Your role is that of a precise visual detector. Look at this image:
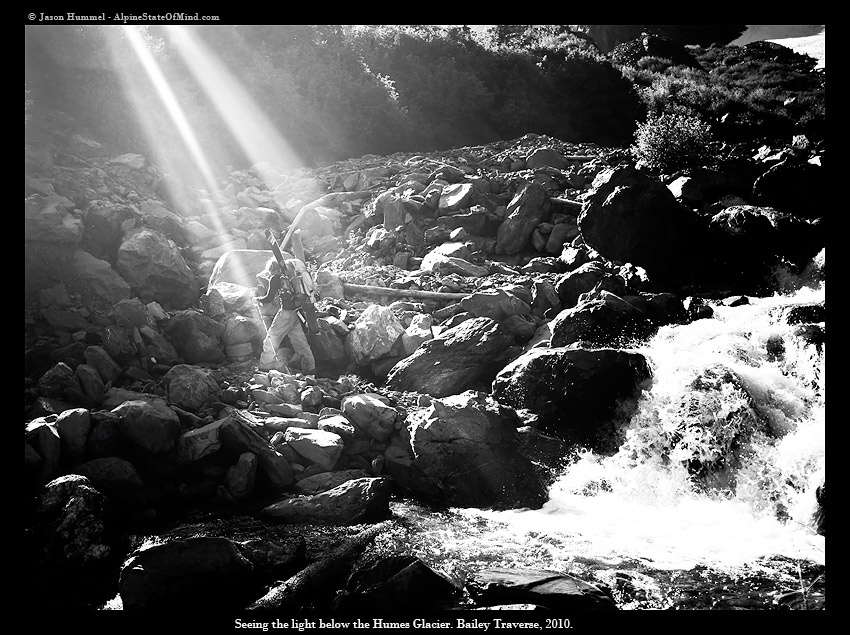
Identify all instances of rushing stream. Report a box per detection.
[386,275,826,610]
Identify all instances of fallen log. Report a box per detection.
[551,196,583,209]
[342,283,468,302]
[245,520,391,611]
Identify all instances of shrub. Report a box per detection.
[630,110,713,173]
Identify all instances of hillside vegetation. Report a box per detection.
[25,24,825,169]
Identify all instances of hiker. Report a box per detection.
[255,255,316,376]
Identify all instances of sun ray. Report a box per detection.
[103,25,308,318]
[162,26,304,188]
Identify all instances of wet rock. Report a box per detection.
[550,291,655,348]
[335,554,461,612]
[262,476,393,524]
[492,347,652,452]
[386,390,547,509]
[118,535,300,610]
[467,567,617,611]
[292,469,371,495]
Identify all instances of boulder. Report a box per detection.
[211,284,261,317]
[292,469,371,495]
[75,364,106,406]
[549,291,656,348]
[386,317,516,398]
[752,158,825,219]
[496,182,552,255]
[526,147,569,170]
[208,249,281,288]
[344,305,405,367]
[118,536,304,610]
[340,393,398,443]
[438,182,475,214]
[54,407,90,462]
[385,391,547,509]
[139,326,180,366]
[467,567,617,611]
[176,418,224,465]
[335,554,461,612]
[24,193,83,243]
[25,418,62,487]
[401,313,434,355]
[29,475,119,606]
[163,364,221,413]
[220,415,295,489]
[115,227,199,310]
[163,310,225,364]
[492,347,652,452]
[307,318,349,372]
[555,261,610,309]
[225,452,258,500]
[72,456,146,513]
[112,399,183,454]
[283,427,344,471]
[460,288,532,321]
[261,477,393,525]
[37,362,83,401]
[109,298,154,329]
[578,165,708,289]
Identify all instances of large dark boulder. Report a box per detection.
[386,317,517,398]
[26,475,123,608]
[578,165,709,290]
[384,391,548,509]
[752,158,825,219]
[118,535,305,610]
[549,291,656,348]
[704,205,825,293]
[492,347,652,452]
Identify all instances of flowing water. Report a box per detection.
[387,273,826,609]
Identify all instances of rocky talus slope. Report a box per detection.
[24,106,825,612]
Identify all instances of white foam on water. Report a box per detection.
[444,281,825,573]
